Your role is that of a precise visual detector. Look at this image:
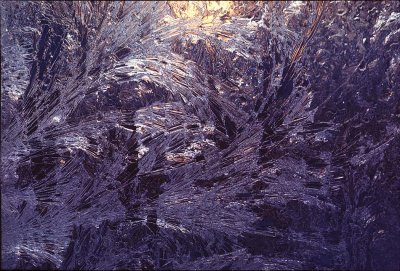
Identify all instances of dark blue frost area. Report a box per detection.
[1,1,400,270]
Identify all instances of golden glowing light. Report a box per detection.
[169,1,234,26]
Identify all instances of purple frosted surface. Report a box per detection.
[1,1,399,270]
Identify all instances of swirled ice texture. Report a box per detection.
[1,1,400,270]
